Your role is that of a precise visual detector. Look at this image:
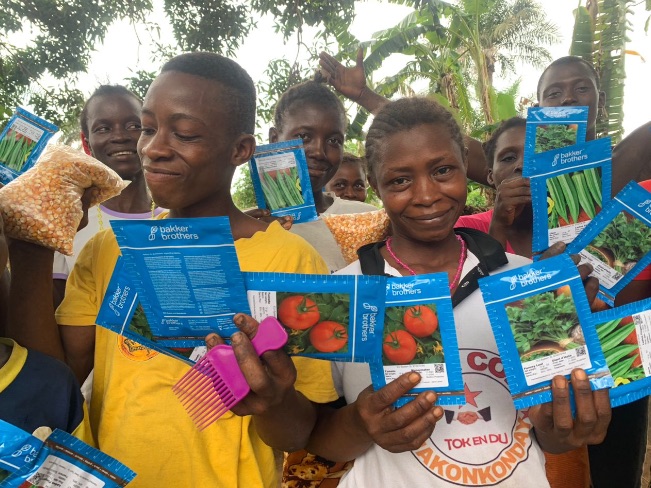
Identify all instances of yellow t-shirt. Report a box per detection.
[56,221,338,488]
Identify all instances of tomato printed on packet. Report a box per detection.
[369,273,465,407]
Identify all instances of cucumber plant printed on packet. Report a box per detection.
[524,137,612,258]
[566,181,651,306]
[250,139,318,224]
[110,217,251,348]
[479,254,612,409]
[0,420,136,487]
[0,108,58,185]
[244,272,385,361]
[369,274,465,407]
[592,298,651,407]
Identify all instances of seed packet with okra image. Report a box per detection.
[524,138,612,258]
[524,106,588,161]
[0,107,58,185]
[368,273,465,407]
[243,272,385,362]
[566,181,651,306]
[249,139,318,224]
[110,217,251,348]
[479,254,613,409]
[592,298,651,407]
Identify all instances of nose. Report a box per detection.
[110,125,132,142]
[342,185,356,199]
[561,90,577,106]
[412,176,437,206]
[138,131,172,161]
[305,137,326,161]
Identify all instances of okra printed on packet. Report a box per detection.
[524,138,612,257]
[0,420,136,488]
[243,272,385,362]
[110,217,251,348]
[0,107,58,185]
[523,106,588,161]
[369,273,465,407]
[479,254,613,409]
[592,298,651,407]
[249,139,318,224]
[566,181,651,306]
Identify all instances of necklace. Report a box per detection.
[385,235,467,291]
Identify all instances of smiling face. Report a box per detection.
[325,162,367,202]
[372,123,467,244]
[271,103,345,193]
[85,93,143,179]
[138,70,253,217]
[487,126,526,188]
[538,61,605,138]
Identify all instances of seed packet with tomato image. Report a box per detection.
[479,254,613,409]
[566,181,651,306]
[243,272,385,361]
[368,273,465,407]
[524,137,613,258]
[249,139,318,224]
[592,298,651,407]
[110,217,251,348]
[0,421,136,488]
[523,106,588,161]
[0,107,58,185]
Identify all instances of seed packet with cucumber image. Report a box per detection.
[244,272,385,361]
[524,137,612,257]
[0,420,136,487]
[110,217,250,348]
[368,273,465,407]
[480,253,613,409]
[566,181,651,306]
[249,139,318,224]
[524,106,588,161]
[592,298,651,407]
[0,108,58,185]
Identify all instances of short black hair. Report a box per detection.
[341,152,367,177]
[80,85,141,137]
[273,81,346,132]
[161,52,256,135]
[365,97,465,180]
[482,117,526,169]
[537,56,600,99]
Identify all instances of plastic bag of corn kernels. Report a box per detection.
[0,144,129,255]
[321,209,390,264]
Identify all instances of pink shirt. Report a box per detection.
[455,209,516,254]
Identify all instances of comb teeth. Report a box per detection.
[173,345,251,430]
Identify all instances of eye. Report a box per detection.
[575,85,589,94]
[390,177,410,186]
[435,166,453,177]
[327,136,343,147]
[141,127,155,136]
[332,182,345,190]
[93,126,110,134]
[353,183,366,190]
[499,152,517,164]
[545,90,561,99]
[127,122,142,131]
[175,133,199,142]
[295,133,310,142]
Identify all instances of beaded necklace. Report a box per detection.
[385,235,467,291]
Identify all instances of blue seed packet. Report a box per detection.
[592,298,651,407]
[0,107,58,185]
[0,420,136,487]
[524,138,612,258]
[110,217,250,348]
[250,139,318,224]
[524,106,588,161]
[566,181,651,306]
[243,272,385,362]
[369,274,465,407]
[480,254,613,409]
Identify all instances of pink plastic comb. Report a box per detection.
[173,316,288,430]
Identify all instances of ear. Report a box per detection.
[487,168,496,188]
[231,134,256,168]
[268,127,279,143]
[80,133,92,156]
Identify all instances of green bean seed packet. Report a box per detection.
[566,181,651,306]
[524,137,612,258]
[0,108,58,185]
[592,297,651,407]
[249,139,318,224]
[479,253,613,409]
[524,106,588,161]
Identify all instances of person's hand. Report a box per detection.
[244,208,293,230]
[539,242,600,305]
[529,368,611,454]
[204,314,297,417]
[318,48,367,101]
[492,176,531,227]
[352,372,444,453]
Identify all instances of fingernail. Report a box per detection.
[231,332,243,344]
[206,334,218,348]
[234,314,245,326]
[408,372,421,384]
[433,406,444,417]
[574,369,587,380]
[554,377,566,389]
[554,241,566,251]
[425,392,436,404]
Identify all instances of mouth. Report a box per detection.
[108,150,138,157]
[144,166,182,182]
[407,209,452,223]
